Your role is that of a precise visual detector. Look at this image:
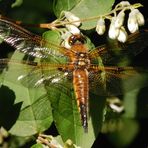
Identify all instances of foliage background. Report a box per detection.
[0,0,148,147]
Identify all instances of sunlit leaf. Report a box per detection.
[0,52,53,136]
[53,0,115,30]
[31,143,43,148]
[11,0,23,8]
[46,85,106,147]
[53,0,81,17]
[71,0,115,30]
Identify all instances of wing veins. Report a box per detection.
[0,18,69,58]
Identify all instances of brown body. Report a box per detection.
[73,69,89,132]
[68,43,90,132]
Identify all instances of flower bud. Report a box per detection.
[135,9,145,26]
[61,36,71,49]
[61,30,72,40]
[128,10,139,33]
[62,38,71,49]
[65,24,80,34]
[96,18,105,35]
[115,11,125,28]
[108,17,119,39]
[60,31,72,48]
[117,27,128,42]
[119,1,130,7]
[64,11,81,26]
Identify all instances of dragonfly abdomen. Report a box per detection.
[73,69,89,132]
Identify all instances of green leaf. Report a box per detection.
[7,0,52,35]
[42,30,62,47]
[53,0,81,17]
[123,87,148,119]
[107,119,139,147]
[46,86,106,147]
[53,0,115,30]
[11,0,23,8]
[71,0,115,30]
[31,143,43,148]
[123,89,139,118]
[0,52,53,136]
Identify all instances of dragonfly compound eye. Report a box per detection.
[68,34,86,45]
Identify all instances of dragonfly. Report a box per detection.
[0,16,148,132]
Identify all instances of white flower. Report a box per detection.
[96,18,105,35]
[61,30,72,40]
[119,1,130,7]
[108,17,120,39]
[65,24,80,34]
[62,38,71,49]
[64,11,81,26]
[61,34,72,49]
[128,10,139,33]
[60,30,72,49]
[134,9,145,26]
[115,11,125,28]
[108,26,119,39]
[117,27,128,42]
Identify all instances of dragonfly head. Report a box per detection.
[68,34,86,46]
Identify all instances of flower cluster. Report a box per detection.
[56,1,145,46]
[96,1,145,42]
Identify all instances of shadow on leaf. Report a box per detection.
[136,86,148,118]
[0,85,22,130]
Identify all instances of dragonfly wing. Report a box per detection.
[89,30,148,65]
[20,65,71,89]
[89,66,148,96]
[0,18,68,58]
[14,62,73,100]
[0,59,71,89]
[117,30,148,56]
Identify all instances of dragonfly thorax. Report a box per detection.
[73,52,90,69]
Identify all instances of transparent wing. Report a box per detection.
[89,65,148,96]
[0,59,72,90]
[20,65,72,89]
[0,18,68,58]
[89,30,148,64]
[118,30,148,56]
